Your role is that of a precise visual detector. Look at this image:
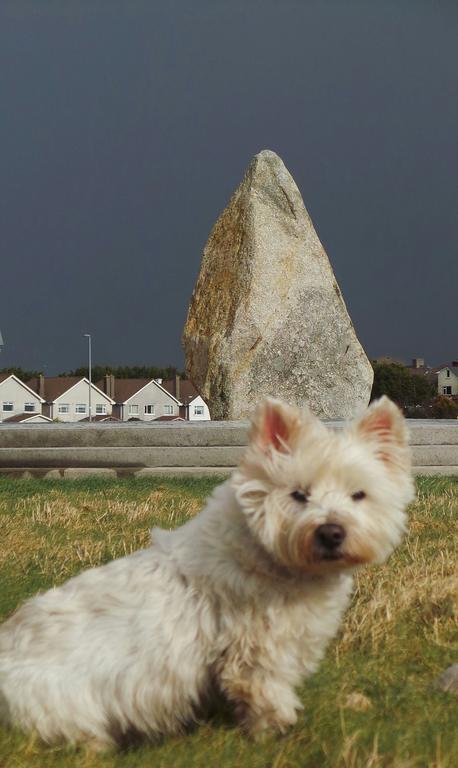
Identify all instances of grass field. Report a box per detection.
[0,475,456,768]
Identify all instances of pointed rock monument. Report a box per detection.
[183,150,373,420]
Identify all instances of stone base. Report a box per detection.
[0,420,456,476]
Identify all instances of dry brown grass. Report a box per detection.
[0,485,202,586]
[0,475,456,768]
[338,484,457,656]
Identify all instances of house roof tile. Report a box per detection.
[96,378,182,404]
[2,413,51,423]
[161,379,198,403]
[433,363,458,374]
[95,378,154,402]
[26,376,84,401]
[26,377,115,404]
[154,415,186,421]
[79,414,122,422]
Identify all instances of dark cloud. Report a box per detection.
[1,0,456,373]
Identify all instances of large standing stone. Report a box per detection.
[183,150,373,420]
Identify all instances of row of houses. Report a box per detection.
[1,358,456,424]
[0,373,210,423]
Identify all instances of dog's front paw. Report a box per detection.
[236,702,298,739]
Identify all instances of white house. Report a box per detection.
[187,394,211,421]
[0,374,45,422]
[436,362,458,397]
[1,373,211,424]
[27,376,115,422]
[162,379,211,421]
[97,376,181,422]
[409,358,458,399]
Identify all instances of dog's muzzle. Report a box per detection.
[314,524,346,560]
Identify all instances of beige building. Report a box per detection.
[0,374,45,422]
[410,358,458,399]
[99,376,181,421]
[437,363,458,396]
[162,379,211,421]
[1,372,210,424]
[27,376,115,422]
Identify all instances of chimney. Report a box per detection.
[104,374,115,399]
[412,358,425,369]
[175,374,181,401]
[38,374,45,399]
[452,360,458,367]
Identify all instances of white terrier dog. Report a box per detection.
[0,397,414,748]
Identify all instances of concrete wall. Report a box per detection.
[0,420,456,476]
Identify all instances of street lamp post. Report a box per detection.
[84,334,92,422]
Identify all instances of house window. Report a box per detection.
[446,369,450,378]
[58,404,69,414]
[24,403,36,412]
[2,402,13,412]
[96,404,107,415]
[144,405,155,415]
[164,405,174,415]
[443,386,452,395]
[128,404,139,415]
[194,405,204,416]
[75,404,87,414]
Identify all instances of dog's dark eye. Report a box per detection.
[291,490,309,503]
[351,490,366,501]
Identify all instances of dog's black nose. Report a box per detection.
[315,524,346,550]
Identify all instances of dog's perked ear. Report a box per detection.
[354,396,410,469]
[250,398,302,453]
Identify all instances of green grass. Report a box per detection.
[0,475,456,768]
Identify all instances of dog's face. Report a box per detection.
[232,397,415,574]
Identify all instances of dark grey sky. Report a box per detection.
[1,0,456,374]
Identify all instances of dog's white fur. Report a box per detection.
[0,397,414,747]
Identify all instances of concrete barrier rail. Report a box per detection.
[0,420,457,477]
